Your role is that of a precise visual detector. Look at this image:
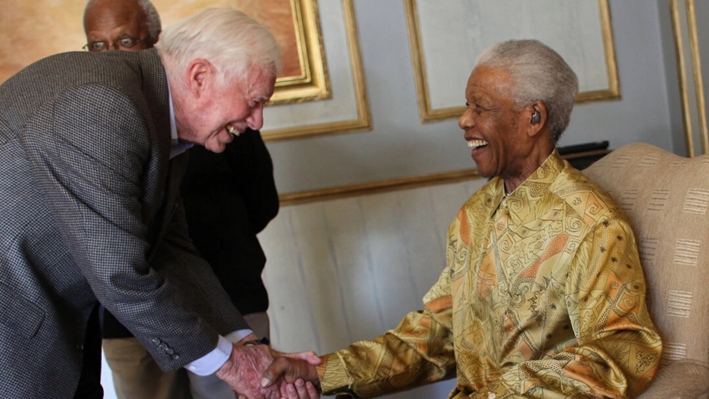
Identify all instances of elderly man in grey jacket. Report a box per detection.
[0,8,315,399]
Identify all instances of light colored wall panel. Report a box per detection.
[408,0,616,121]
[262,178,485,398]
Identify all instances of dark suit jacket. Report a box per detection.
[182,130,279,315]
[0,49,248,398]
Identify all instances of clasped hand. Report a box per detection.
[215,339,321,399]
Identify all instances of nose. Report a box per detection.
[458,109,474,130]
[246,104,264,130]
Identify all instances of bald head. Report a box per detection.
[83,0,161,52]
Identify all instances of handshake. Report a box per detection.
[215,336,322,399]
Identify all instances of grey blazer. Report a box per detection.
[0,49,248,398]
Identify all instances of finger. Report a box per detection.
[286,382,298,399]
[305,381,320,399]
[294,379,309,399]
[282,351,322,366]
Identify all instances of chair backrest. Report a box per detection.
[583,142,709,367]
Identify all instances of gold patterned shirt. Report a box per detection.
[317,151,662,398]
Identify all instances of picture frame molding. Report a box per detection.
[403,0,621,123]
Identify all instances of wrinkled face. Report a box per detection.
[177,66,276,153]
[458,66,530,180]
[83,0,154,52]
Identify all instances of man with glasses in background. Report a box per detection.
[83,0,160,52]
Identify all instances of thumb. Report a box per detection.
[261,357,317,387]
[260,357,287,388]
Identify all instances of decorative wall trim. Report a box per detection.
[268,0,331,106]
[279,150,610,206]
[577,0,621,104]
[279,169,482,206]
[670,0,709,157]
[404,0,621,123]
[262,0,372,141]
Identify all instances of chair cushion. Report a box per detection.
[583,143,709,367]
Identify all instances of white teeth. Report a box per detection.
[467,139,488,149]
[226,125,240,137]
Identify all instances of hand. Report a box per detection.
[215,343,281,399]
[260,354,320,395]
[265,350,322,399]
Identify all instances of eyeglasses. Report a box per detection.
[83,37,146,52]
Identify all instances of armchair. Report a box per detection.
[583,142,709,398]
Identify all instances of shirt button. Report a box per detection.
[188,365,196,371]
[76,343,84,351]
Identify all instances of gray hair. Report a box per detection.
[155,8,280,85]
[84,0,162,42]
[475,39,578,143]
[137,0,161,41]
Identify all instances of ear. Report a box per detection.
[185,59,215,98]
[525,100,548,138]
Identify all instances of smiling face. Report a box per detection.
[174,64,276,153]
[458,66,539,187]
[83,0,155,52]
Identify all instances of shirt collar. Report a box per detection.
[167,80,193,159]
[491,149,565,210]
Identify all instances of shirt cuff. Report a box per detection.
[225,329,253,344]
[184,329,253,376]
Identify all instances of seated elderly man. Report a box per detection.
[262,39,663,398]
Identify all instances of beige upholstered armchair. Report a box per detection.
[583,142,709,398]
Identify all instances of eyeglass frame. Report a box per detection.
[82,36,148,52]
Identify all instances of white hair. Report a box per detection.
[475,39,578,143]
[155,8,280,85]
[83,0,162,42]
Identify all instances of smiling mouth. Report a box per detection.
[226,125,240,137]
[467,139,489,149]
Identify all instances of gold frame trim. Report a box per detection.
[404,0,621,123]
[269,0,331,105]
[670,0,709,156]
[279,150,609,206]
[280,169,482,206]
[263,0,372,141]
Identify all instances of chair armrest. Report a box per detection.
[636,359,709,398]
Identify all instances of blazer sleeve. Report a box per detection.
[26,83,241,369]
